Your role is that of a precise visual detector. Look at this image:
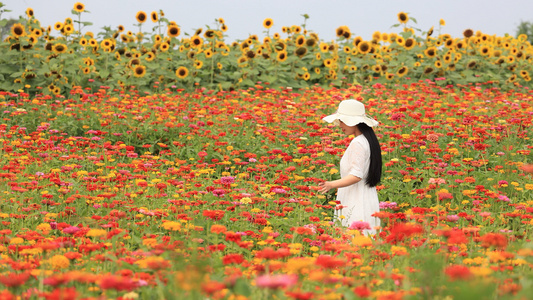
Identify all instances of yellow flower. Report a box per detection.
[73,2,85,13]
[162,221,181,231]
[86,229,106,237]
[143,238,158,247]
[49,255,70,269]
[10,237,24,245]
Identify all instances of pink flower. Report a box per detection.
[255,274,298,289]
[349,221,371,231]
[446,215,459,222]
[62,226,80,235]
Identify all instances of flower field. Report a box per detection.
[0,2,533,300]
[0,80,532,299]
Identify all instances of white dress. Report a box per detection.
[335,135,381,235]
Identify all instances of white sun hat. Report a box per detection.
[322,99,379,127]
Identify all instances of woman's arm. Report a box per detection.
[317,175,361,194]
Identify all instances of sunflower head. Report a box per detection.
[463,29,474,38]
[151,11,158,22]
[11,23,26,38]
[167,25,180,38]
[176,66,189,79]
[397,12,409,24]
[133,65,146,78]
[73,2,85,13]
[26,8,34,18]
[136,11,147,23]
[263,18,274,29]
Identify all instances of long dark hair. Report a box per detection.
[356,123,382,187]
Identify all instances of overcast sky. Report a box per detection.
[3,0,533,42]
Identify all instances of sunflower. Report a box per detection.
[145,51,156,61]
[160,43,170,52]
[151,11,158,22]
[358,41,371,54]
[277,51,288,62]
[397,12,409,24]
[495,57,505,65]
[194,60,203,69]
[352,36,363,47]
[217,62,223,69]
[136,11,147,23]
[133,65,146,77]
[11,23,25,37]
[480,46,491,56]
[324,58,334,68]
[263,18,273,29]
[187,50,196,59]
[386,73,395,80]
[463,29,473,38]
[295,47,307,57]
[167,25,180,38]
[424,47,437,58]
[53,43,67,54]
[190,36,203,48]
[424,67,434,74]
[83,67,91,74]
[508,74,517,82]
[296,35,305,46]
[305,38,316,47]
[520,70,529,78]
[466,60,476,69]
[435,60,442,68]
[120,34,130,43]
[343,46,350,54]
[397,66,408,77]
[204,30,215,39]
[404,38,416,50]
[274,41,286,52]
[63,24,74,35]
[440,19,446,26]
[372,31,381,42]
[204,49,213,58]
[291,25,302,34]
[427,26,434,37]
[73,2,85,13]
[26,8,34,18]
[221,24,228,32]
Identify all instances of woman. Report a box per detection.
[318,99,382,235]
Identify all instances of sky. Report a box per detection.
[3,0,533,42]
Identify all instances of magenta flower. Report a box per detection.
[255,274,298,289]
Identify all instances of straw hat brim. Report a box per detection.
[322,112,379,127]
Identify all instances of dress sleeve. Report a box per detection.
[347,139,367,179]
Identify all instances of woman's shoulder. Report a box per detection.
[349,135,370,149]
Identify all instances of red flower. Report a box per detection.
[444,265,472,281]
[385,223,423,244]
[354,285,371,298]
[480,233,508,249]
[222,254,245,265]
[0,272,30,287]
[43,287,78,300]
[99,274,136,291]
[315,255,345,269]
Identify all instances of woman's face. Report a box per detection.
[339,120,357,136]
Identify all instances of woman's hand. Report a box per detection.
[318,181,334,194]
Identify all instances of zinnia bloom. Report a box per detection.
[255,274,298,289]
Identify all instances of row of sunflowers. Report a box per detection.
[1,2,533,96]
